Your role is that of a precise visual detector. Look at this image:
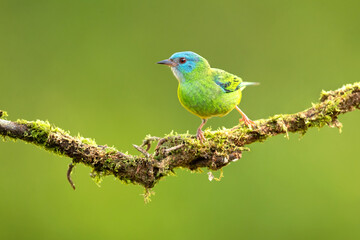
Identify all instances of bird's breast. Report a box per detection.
[177,81,241,118]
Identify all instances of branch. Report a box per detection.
[1,83,359,190]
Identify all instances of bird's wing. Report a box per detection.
[213,69,243,93]
[213,68,259,93]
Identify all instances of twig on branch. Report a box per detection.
[133,144,151,158]
[67,163,76,190]
[164,144,185,154]
[0,83,359,190]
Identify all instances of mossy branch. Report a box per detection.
[0,83,359,190]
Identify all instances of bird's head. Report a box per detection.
[157,51,210,82]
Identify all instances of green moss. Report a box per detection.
[326,99,341,113]
[16,119,51,144]
[320,82,359,101]
[15,119,71,143]
[52,126,70,135]
[78,135,97,146]
[90,170,105,187]
[320,90,330,101]
[0,110,8,119]
[143,188,155,204]
[104,146,119,154]
[164,130,177,138]
[10,119,72,158]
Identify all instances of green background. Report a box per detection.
[1,1,359,239]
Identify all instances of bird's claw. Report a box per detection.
[239,117,256,129]
[196,129,206,143]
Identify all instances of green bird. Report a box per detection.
[157,51,258,142]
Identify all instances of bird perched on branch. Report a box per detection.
[157,51,258,142]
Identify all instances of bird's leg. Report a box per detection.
[235,106,255,128]
[196,119,208,143]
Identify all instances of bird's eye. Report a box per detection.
[179,57,187,64]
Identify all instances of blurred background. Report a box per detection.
[0,0,359,239]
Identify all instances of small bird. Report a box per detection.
[157,51,258,142]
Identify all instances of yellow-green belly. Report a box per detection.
[177,82,241,119]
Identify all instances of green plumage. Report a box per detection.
[177,68,244,118]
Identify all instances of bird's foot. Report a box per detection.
[239,117,256,129]
[196,129,206,143]
[235,106,256,130]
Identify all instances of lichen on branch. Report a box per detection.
[0,82,359,191]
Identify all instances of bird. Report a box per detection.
[157,51,258,142]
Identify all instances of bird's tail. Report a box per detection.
[240,81,260,91]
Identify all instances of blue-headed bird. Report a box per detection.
[157,51,258,142]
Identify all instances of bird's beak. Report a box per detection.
[157,59,177,67]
